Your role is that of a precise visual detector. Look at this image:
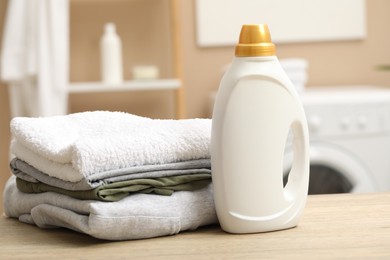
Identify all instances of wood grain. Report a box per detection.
[1,192,390,259]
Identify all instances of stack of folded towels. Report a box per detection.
[3,111,218,240]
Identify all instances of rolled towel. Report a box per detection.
[10,111,211,182]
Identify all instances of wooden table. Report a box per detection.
[1,192,390,259]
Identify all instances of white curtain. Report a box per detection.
[1,0,69,117]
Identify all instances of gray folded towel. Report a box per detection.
[11,157,211,191]
[3,176,218,240]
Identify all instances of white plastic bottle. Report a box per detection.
[211,24,310,233]
[100,23,123,84]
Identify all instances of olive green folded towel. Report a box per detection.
[16,173,211,202]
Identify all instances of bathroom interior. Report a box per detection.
[1,0,390,242]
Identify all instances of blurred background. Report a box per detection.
[1,0,390,213]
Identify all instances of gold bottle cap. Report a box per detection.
[235,24,276,57]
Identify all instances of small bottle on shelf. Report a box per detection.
[100,23,123,85]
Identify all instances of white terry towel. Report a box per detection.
[1,0,69,117]
[4,176,217,240]
[11,111,211,182]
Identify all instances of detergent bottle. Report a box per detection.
[211,24,310,233]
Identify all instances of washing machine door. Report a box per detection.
[284,142,377,194]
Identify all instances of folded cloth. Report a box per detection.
[4,176,218,240]
[11,111,211,182]
[11,157,211,190]
[16,173,212,201]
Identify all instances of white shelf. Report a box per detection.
[68,79,181,93]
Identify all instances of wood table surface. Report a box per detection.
[1,192,390,259]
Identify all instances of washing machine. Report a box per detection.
[284,86,390,194]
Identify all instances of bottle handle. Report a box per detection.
[283,119,310,201]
